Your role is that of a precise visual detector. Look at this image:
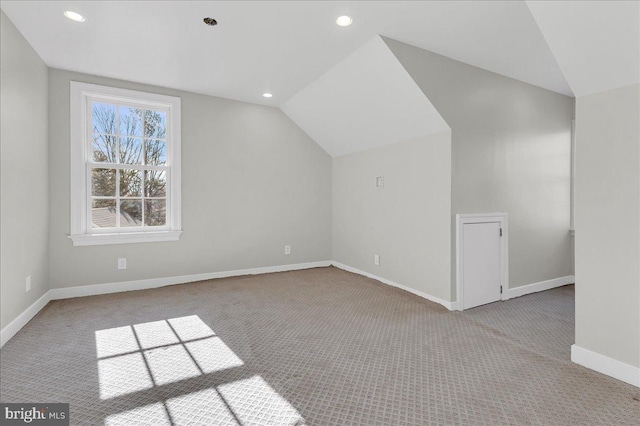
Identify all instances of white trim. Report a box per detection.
[331,261,457,311]
[1,261,331,348]
[571,344,640,387]
[0,290,52,348]
[1,261,456,348]
[69,230,182,246]
[69,81,182,246]
[456,213,509,311]
[504,275,575,300]
[48,261,331,299]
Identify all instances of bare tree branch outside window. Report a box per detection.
[90,103,167,228]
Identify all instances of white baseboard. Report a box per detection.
[48,261,332,300]
[4,260,452,349]
[0,265,576,348]
[571,344,639,387]
[331,261,457,311]
[1,261,331,348]
[0,290,52,348]
[504,275,574,300]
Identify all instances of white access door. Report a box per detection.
[462,222,502,309]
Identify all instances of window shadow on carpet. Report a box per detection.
[95,315,305,426]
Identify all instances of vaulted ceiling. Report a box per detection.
[281,36,449,157]
[2,1,637,156]
[526,0,639,97]
[0,0,578,106]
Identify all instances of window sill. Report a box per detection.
[69,230,182,246]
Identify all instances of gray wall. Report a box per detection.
[574,83,640,367]
[0,10,49,329]
[48,69,332,289]
[384,38,574,298]
[332,132,452,301]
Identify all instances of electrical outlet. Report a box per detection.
[118,258,127,270]
[376,176,384,188]
[374,254,380,266]
[284,245,291,255]
[26,275,31,292]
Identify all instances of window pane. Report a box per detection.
[119,107,143,137]
[92,199,116,228]
[145,200,166,227]
[144,110,166,139]
[120,200,143,227]
[145,139,167,165]
[120,169,142,197]
[145,170,166,197]
[119,137,143,165]
[92,134,118,163]
[92,103,117,135]
[92,168,116,196]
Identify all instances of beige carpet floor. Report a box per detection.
[0,266,638,425]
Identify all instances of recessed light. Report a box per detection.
[336,16,353,27]
[64,11,85,23]
[262,93,273,98]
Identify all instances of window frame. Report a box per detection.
[69,82,182,246]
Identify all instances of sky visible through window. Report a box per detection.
[90,102,168,229]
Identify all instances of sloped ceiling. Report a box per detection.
[281,36,450,157]
[1,1,573,106]
[2,1,637,158]
[526,1,640,97]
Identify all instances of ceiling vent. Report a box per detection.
[203,17,218,26]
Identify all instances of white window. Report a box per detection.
[69,82,182,246]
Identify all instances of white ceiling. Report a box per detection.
[282,36,449,157]
[3,1,637,157]
[1,0,575,107]
[526,1,640,97]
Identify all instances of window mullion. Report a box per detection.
[165,171,171,227]
[116,104,121,166]
[86,100,93,233]
[141,168,146,227]
[86,163,92,232]
[142,109,146,227]
[87,162,167,172]
[116,168,120,229]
